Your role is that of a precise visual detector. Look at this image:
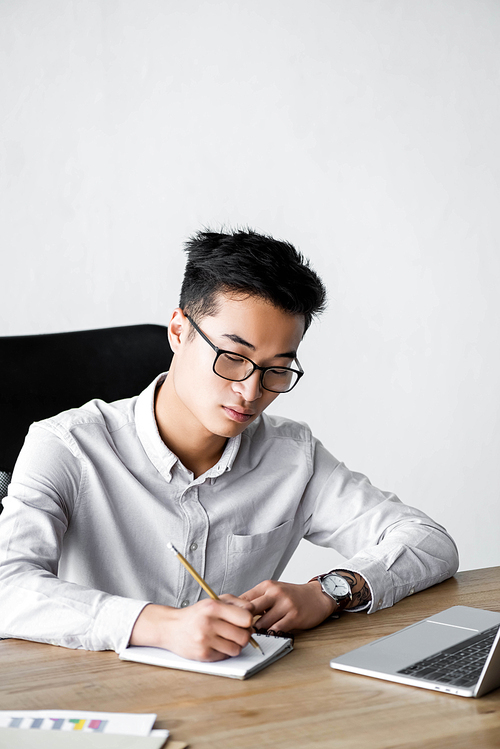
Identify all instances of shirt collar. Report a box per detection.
[135,373,241,482]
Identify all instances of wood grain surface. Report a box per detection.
[1,567,500,748]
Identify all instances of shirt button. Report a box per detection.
[189,542,198,552]
[409,588,415,596]
[378,599,383,607]
[180,599,190,608]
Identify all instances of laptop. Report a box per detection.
[330,606,500,697]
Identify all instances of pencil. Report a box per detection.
[167,542,263,654]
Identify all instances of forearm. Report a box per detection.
[342,521,459,613]
[338,570,372,609]
[241,528,455,633]
[305,444,459,613]
[0,566,148,652]
[0,496,148,652]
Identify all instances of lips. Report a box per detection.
[223,406,255,423]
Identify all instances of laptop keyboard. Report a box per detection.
[397,624,500,688]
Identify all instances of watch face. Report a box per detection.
[322,574,351,599]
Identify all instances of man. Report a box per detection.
[0,229,458,661]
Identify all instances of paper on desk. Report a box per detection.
[0,711,157,736]
[0,727,168,748]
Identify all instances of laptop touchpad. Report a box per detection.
[364,621,475,670]
[334,621,476,672]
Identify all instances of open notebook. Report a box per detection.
[119,631,293,680]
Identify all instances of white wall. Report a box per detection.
[2,0,499,576]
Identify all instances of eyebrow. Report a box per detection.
[221,333,297,360]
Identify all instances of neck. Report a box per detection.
[154,374,227,478]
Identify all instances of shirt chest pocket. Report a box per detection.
[220,519,294,596]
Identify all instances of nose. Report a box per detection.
[232,370,262,402]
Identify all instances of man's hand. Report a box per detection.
[130,594,255,662]
[239,580,337,632]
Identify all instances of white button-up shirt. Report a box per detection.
[0,374,458,653]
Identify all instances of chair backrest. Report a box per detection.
[0,324,173,508]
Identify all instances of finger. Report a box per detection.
[251,599,292,630]
[255,610,294,633]
[256,612,283,629]
[209,636,244,659]
[208,599,254,628]
[244,592,278,615]
[219,593,255,613]
[194,643,241,662]
[239,582,267,600]
[180,622,248,662]
[215,620,251,651]
[205,650,232,662]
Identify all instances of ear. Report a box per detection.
[168,308,189,353]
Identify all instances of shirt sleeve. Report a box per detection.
[0,424,149,652]
[303,440,459,614]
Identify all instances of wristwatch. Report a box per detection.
[314,571,353,611]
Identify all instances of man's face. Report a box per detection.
[168,293,305,441]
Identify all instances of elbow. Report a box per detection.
[429,528,459,582]
[446,537,460,578]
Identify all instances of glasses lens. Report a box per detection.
[215,352,300,393]
[262,368,298,393]
[215,352,254,381]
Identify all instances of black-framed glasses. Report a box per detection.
[184,313,304,393]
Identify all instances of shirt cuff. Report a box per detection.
[92,596,151,653]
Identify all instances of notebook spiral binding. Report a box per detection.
[254,628,294,644]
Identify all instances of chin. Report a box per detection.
[217,424,247,439]
[212,418,254,440]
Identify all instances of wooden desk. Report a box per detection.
[1,567,500,748]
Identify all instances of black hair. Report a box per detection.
[179,228,327,333]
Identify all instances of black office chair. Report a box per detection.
[0,324,173,512]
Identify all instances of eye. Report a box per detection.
[224,353,246,364]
